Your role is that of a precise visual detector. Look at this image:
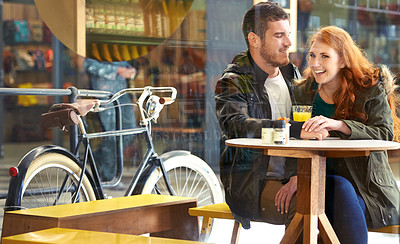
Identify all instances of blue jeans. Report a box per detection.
[94,94,136,181]
[325,175,368,244]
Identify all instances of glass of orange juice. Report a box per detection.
[292,105,312,122]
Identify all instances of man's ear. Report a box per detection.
[248,32,259,49]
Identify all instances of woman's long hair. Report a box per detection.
[303,26,400,141]
[303,26,379,121]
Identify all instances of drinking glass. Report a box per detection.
[292,105,312,122]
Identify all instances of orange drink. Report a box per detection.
[292,105,312,122]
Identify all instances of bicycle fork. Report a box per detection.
[156,157,175,196]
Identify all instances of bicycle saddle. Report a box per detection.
[41,100,97,130]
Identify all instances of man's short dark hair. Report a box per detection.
[242,2,289,47]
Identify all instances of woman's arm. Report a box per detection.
[302,87,394,140]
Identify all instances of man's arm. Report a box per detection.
[215,77,273,139]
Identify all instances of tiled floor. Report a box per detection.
[0,142,399,244]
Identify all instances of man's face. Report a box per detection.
[259,20,291,67]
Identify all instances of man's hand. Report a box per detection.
[302,115,351,135]
[300,127,329,140]
[118,67,137,79]
[275,176,297,214]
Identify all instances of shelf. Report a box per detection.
[4,0,34,4]
[86,32,206,48]
[86,33,166,46]
[14,69,50,73]
[334,3,400,15]
[5,42,51,47]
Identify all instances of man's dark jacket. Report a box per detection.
[214,50,302,228]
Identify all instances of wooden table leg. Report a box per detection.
[280,213,303,243]
[318,214,340,244]
[281,154,340,244]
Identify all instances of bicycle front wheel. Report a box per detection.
[141,154,223,206]
[19,152,96,209]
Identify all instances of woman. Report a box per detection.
[295,26,400,244]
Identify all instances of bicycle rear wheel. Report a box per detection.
[141,153,223,206]
[17,152,96,209]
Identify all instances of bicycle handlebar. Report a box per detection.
[92,86,177,126]
[97,86,177,106]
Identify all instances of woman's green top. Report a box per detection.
[313,93,353,181]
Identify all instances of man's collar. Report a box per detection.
[249,53,269,84]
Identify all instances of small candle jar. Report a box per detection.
[273,120,286,145]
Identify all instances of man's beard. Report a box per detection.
[260,42,289,67]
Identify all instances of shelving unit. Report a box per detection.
[1,1,52,142]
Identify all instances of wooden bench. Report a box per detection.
[189,202,400,244]
[2,194,199,241]
[2,227,213,244]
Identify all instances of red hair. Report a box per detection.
[303,26,379,121]
[303,26,400,141]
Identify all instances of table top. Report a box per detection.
[226,138,400,151]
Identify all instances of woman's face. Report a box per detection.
[308,40,344,87]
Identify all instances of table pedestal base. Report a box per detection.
[281,213,339,244]
[271,154,340,244]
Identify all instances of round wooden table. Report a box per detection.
[226,138,400,244]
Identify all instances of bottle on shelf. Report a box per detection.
[161,0,170,37]
[105,2,116,33]
[168,0,178,34]
[93,1,106,33]
[86,0,95,33]
[125,1,135,34]
[132,0,145,36]
[141,0,153,37]
[115,4,126,33]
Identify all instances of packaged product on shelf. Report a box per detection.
[28,19,43,42]
[105,3,116,33]
[115,5,126,33]
[100,44,113,62]
[93,2,106,33]
[111,44,123,61]
[86,1,95,32]
[119,45,132,60]
[13,20,31,43]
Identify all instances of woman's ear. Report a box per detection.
[340,57,345,68]
[248,32,259,49]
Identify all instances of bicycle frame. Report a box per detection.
[72,86,178,200]
[4,86,223,212]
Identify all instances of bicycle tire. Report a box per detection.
[141,154,223,206]
[18,152,96,209]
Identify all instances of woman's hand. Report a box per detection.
[300,127,329,140]
[275,176,297,214]
[302,115,351,135]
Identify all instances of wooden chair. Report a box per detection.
[189,202,242,244]
[189,202,400,244]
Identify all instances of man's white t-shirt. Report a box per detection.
[263,71,292,179]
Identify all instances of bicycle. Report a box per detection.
[4,86,223,212]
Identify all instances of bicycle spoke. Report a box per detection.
[19,154,94,210]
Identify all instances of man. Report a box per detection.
[84,58,138,182]
[214,2,327,229]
